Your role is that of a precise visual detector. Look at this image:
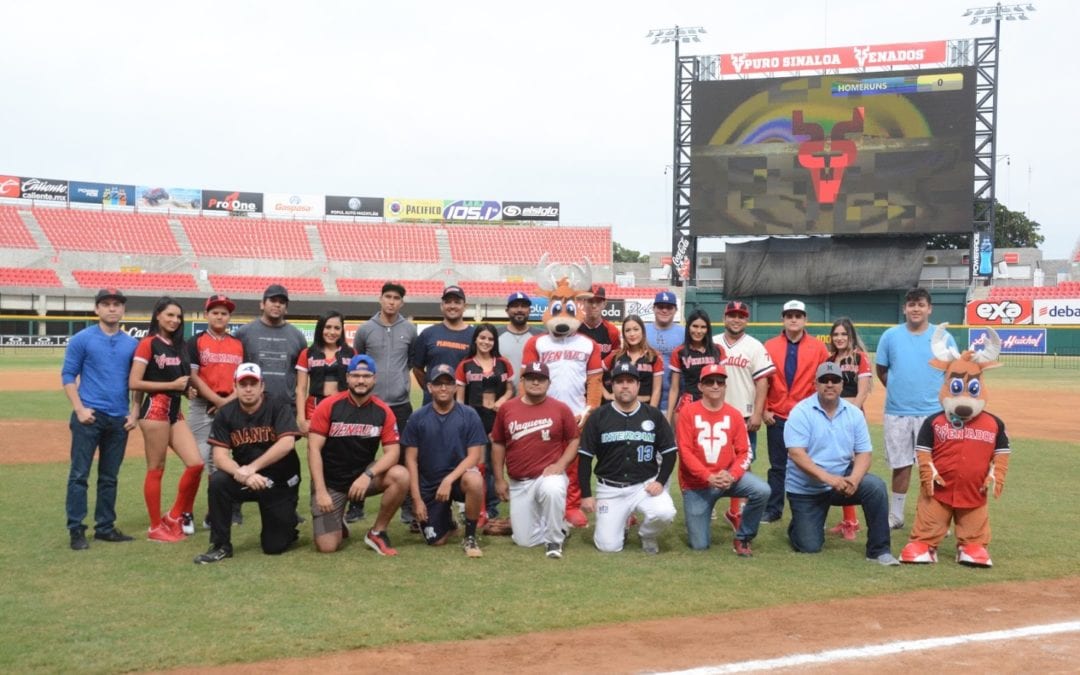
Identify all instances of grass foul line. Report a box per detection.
[661,620,1080,674]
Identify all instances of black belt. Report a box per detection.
[597,477,636,488]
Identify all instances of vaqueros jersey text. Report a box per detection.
[579,402,676,485]
[209,394,301,485]
[522,333,602,414]
[917,412,1009,508]
[675,400,750,491]
[491,396,579,480]
[309,392,399,492]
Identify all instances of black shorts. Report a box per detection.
[419,480,466,545]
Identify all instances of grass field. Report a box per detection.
[1,348,1078,673]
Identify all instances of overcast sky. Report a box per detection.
[3,0,1073,261]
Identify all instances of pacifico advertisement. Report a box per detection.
[384,198,444,221]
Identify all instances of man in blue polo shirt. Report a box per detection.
[61,288,139,550]
[645,290,682,412]
[784,362,899,566]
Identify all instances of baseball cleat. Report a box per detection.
[462,535,483,558]
[364,529,398,556]
[888,515,905,530]
[956,543,992,567]
[732,538,753,557]
[180,512,196,536]
[193,545,233,564]
[345,502,365,523]
[161,513,186,538]
[545,542,563,559]
[900,541,938,564]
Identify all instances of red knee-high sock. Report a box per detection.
[842,504,858,523]
[565,456,581,512]
[170,463,205,518]
[144,468,164,528]
[728,497,744,516]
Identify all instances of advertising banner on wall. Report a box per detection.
[20,177,68,202]
[264,192,325,218]
[1034,299,1080,325]
[965,299,1034,325]
[0,175,21,198]
[500,201,560,222]
[969,328,1046,354]
[325,195,383,217]
[135,186,203,210]
[69,181,135,206]
[442,200,501,221]
[716,40,948,76]
[202,189,264,214]
[385,198,444,221]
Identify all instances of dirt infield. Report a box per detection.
[4,369,1076,466]
[167,577,1080,674]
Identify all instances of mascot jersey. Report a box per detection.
[522,333,602,415]
[916,412,1009,508]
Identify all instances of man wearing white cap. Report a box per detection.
[761,300,829,523]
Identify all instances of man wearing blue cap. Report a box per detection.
[498,291,543,391]
[307,354,409,556]
[646,290,682,412]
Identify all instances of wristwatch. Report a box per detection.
[363,468,375,480]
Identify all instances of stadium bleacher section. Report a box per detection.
[987,281,1080,300]
[0,267,62,288]
[0,206,36,249]
[34,208,180,255]
[208,275,325,296]
[71,271,199,292]
[320,222,439,263]
[182,216,313,260]
[447,226,612,265]
[336,279,445,297]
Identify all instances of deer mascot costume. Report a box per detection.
[522,255,603,528]
[900,325,1011,567]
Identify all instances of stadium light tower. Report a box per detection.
[647,25,705,286]
[961,3,1035,282]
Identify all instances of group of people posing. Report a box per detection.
[63,281,951,567]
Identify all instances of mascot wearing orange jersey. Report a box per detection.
[522,255,603,528]
[900,325,1010,567]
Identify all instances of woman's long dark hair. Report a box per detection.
[313,310,346,350]
[149,296,184,345]
[466,323,501,359]
[681,308,719,359]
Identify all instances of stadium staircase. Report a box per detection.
[166,218,209,293]
[304,223,334,294]
[17,209,77,288]
[16,210,54,254]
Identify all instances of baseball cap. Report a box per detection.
[234,363,262,383]
[427,363,456,383]
[724,300,750,317]
[611,361,640,380]
[782,300,807,315]
[700,363,728,380]
[205,294,236,313]
[263,284,289,302]
[442,285,466,301]
[588,284,607,300]
[94,288,127,304]
[816,361,843,382]
[348,354,377,374]
[381,281,406,297]
[521,362,550,379]
[654,290,677,306]
[506,291,531,306]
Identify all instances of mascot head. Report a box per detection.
[929,323,1001,426]
[535,253,592,338]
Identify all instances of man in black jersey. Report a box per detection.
[578,362,677,554]
[194,363,302,564]
[308,354,409,556]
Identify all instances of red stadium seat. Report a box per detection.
[0,267,62,288]
[336,279,444,297]
[35,208,180,255]
[209,275,324,296]
[446,225,612,265]
[71,270,198,292]
[182,216,312,260]
[0,206,37,249]
[319,223,439,263]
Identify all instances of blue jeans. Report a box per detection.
[682,472,771,549]
[765,420,788,519]
[66,412,129,534]
[787,473,892,558]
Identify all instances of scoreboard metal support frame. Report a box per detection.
[971,33,999,282]
[672,54,697,286]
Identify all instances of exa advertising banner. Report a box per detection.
[968,328,1046,355]
[325,195,383,217]
[70,181,135,206]
[965,299,1033,325]
[20,177,68,202]
[501,201,560,221]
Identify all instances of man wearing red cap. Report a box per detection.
[187,294,244,527]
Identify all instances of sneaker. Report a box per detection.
[956,543,993,568]
[545,542,563,559]
[867,552,901,566]
[162,513,186,538]
[180,512,195,536]
[641,538,659,555]
[70,529,89,551]
[232,503,243,526]
[831,519,859,541]
[148,522,185,543]
[900,541,938,564]
[94,528,134,543]
[193,545,233,564]
[888,515,905,530]
[732,538,753,557]
[345,501,365,523]
[462,535,483,558]
[723,509,742,533]
[760,512,782,524]
[364,529,398,556]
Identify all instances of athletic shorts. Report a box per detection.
[140,393,183,424]
[883,414,925,469]
[310,487,351,537]
[419,480,467,545]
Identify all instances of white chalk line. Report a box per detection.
[658,620,1080,674]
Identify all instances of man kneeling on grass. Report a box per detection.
[307,355,408,555]
[195,363,302,564]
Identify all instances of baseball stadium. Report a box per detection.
[2,4,1079,674]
